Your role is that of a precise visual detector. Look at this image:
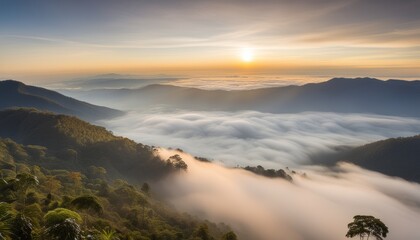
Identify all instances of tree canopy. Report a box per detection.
[346,215,389,240]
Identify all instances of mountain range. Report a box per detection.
[0,80,122,121]
[59,77,420,117]
[47,73,181,90]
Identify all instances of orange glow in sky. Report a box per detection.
[1,0,419,82]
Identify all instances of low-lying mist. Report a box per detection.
[102,110,420,168]
[101,110,420,239]
[157,149,420,240]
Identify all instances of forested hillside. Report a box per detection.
[340,135,420,182]
[0,108,238,239]
[0,138,235,240]
[0,108,171,181]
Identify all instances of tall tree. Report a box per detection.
[14,173,39,206]
[346,215,389,240]
[140,183,150,195]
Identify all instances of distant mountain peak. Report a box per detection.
[327,77,381,83]
[0,80,27,92]
[0,79,25,86]
[94,73,125,78]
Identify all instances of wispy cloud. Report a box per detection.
[1,0,420,77]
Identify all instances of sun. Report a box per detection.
[240,48,254,62]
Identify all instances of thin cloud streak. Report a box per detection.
[2,0,420,78]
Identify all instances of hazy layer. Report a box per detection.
[102,110,420,168]
[50,74,419,91]
[157,149,420,240]
[165,75,326,90]
[50,74,325,91]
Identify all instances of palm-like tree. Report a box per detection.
[346,215,389,240]
[97,228,118,240]
[11,214,33,240]
[44,218,81,240]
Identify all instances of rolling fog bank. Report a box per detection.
[101,109,420,239]
[102,110,420,168]
[101,108,420,239]
[157,149,420,240]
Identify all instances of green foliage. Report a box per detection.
[0,109,237,239]
[166,155,188,171]
[342,134,420,182]
[14,173,39,206]
[346,215,389,240]
[21,204,42,228]
[141,183,150,195]
[44,218,82,240]
[0,202,13,240]
[71,196,103,215]
[0,162,234,240]
[243,165,293,181]
[0,109,177,182]
[192,224,213,240]
[87,166,107,180]
[11,214,33,240]
[44,208,82,226]
[15,173,39,190]
[96,228,118,240]
[221,231,237,240]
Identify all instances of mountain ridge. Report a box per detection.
[340,134,420,182]
[0,108,172,181]
[0,80,123,121]
[59,77,420,117]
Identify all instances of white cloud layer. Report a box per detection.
[102,110,420,239]
[156,149,420,240]
[102,110,420,168]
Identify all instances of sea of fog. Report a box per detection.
[48,74,328,91]
[156,149,420,240]
[101,110,420,168]
[100,110,420,240]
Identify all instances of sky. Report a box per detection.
[1,0,420,82]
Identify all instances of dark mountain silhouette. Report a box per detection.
[342,135,420,183]
[318,135,420,183]
[0,80,123,121]
[60,77,420,117]
[52,73,181,90]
